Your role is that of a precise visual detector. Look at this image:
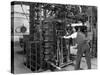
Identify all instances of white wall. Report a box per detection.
[12,4,29,41]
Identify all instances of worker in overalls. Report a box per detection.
[62,27,91,70]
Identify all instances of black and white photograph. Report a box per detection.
[11,1,97,74]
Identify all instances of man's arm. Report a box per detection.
[63,35,71,38]
[63,32,77,39]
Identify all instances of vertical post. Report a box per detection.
[60,37,63,64]
[91,7,94,57]
[11,3,14,73]
[30,43,31,69]
[66,39,70,63]
[30,4,35,35]
[30,3,35,71]
[36,43,37,72]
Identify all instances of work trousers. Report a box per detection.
[75,41,91,70]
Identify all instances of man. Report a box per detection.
[63,27,91,70]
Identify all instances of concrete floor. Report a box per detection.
[14,42,97,74]
[14,46,32,74]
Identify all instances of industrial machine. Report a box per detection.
[11,1,97,72]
